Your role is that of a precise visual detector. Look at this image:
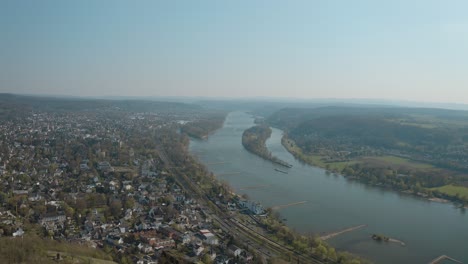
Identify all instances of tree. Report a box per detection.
[327,247,337,261]
[110,200,122,218]
[0,191,7,204]
[315,244,328,260]
[63,203,75,218]
[75,198,87,213]
[124,197,135,210]
[202,254,213,264]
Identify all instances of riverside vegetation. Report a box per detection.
[267,106,468,207]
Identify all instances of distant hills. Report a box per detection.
[0,93,202,114]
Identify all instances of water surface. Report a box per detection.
[189,111,468,264]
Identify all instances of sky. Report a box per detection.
[1,0,468,103]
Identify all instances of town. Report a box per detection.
[0,95,365,264]
[0,98,242,263]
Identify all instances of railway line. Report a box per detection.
[159,148,331,263]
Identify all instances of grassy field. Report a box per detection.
[48,251,118,264]
[283,137,435,174]
[360,155,434,170]
[431,185,468,198]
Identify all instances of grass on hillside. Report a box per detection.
[0,235,115,264]
[431,185,468,198]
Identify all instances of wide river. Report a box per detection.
[189,111,468,264]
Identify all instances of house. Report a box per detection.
[215,255,231,264]
[109,180,119,191]
[153,238,175,249]
[174,194,185,202]
[227,202,237,211]
[12,190,29,196]
[137,243,153,253]
[80,161,90,170]
[28,193,42,202]
[40,214,66,225]
[240,250,253,262]
[199,229,219,245]
[138,230,157,242]
[12,228,24,237]
[98,161,113,171]
[181,232,193,244]
[238,200,265,215]
[106,235,124,246]
[193,244,204,256]
[160,226,182,240]
[228,245,242,257]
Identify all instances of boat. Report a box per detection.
[274,168,288,174]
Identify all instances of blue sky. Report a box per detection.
[1,0,468,102]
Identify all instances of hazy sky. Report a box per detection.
[1,0,468,102]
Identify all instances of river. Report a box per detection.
[189,111,468,264]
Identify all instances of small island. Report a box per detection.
[371,234,390,242]
[242,125,292,168]
[372,234,406,246]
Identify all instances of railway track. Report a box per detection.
[159,148,331,263]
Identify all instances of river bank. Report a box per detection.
[281,134,467,208]
[190,111,468,264]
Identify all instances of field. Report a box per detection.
[283,137,437,175]
[431,185,468,198]
[48,251,118,264]
[360,156,434,170]
[326,161,357,171]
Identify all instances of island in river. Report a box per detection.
[242,125,292,168]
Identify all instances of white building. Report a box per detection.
[238,200,265,215]
[200,229,219,245]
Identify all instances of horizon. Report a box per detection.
[4,92,468,112]
[2,1,468,103]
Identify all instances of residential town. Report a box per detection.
[0,100,260,264]
[0,96,367,264]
